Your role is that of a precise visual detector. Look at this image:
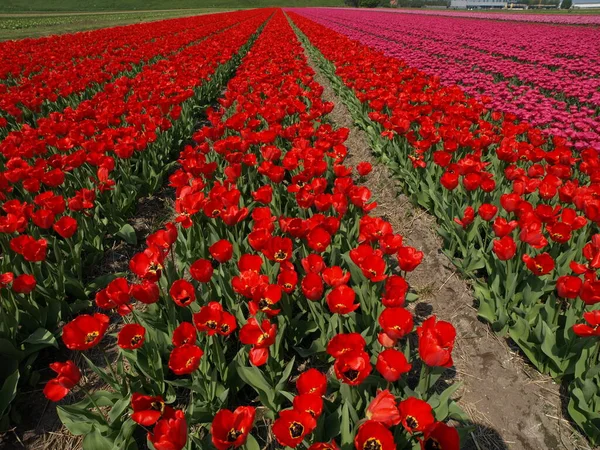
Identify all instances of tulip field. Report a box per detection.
[1,6,600,450]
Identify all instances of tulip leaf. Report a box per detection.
[23,328,57,348]
[83,428,114,450]
[275,357,295,392]
[0,369,19,416]
[236,366,276,410]
[244,434,260,450]
[108,396,131,424]
[340,402,353,450]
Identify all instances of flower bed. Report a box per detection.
[0,9,270,427]
[46,11,464,450]
[288,10,600,443]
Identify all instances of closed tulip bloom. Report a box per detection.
[417,316,456,368]
[365,390,401,427]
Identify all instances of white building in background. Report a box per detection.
[571,0,600,7]
[450,0,507,7]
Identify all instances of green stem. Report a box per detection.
[77,385,109,424]
[101,347,120,387]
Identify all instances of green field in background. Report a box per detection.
[1,0,342,12]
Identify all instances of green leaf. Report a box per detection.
[23,328,58,348]
[340,402,353,450]
[236,366,276,410]
[275,357,295,392]
[108,396,131,424]
[116,224,137,245]
[0,369,19,416]
[244,434,260,450]
[83,428,113,450]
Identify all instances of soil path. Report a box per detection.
[300,38,592,450]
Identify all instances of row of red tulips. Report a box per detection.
[46,10,464,450]
[0,12,247,133]
[0,10,271,429]
[287,10,600,443]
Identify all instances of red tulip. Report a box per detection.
[326,285,359,315]
[366,390,400,427]
[522,253,555,276]
[209,239,234,264]
[62,313,109,351]
[189,258,214,283]
[296,368,327,396]
[376,348,412,382]
[168,344,203,375]
[293,393,323,418]
[301,272,324,301]
[398,397,435,433]
[478,203,498,221]
[169,279,196,307]
[172,322,197,347]
[211,406,256,450]
[130,281,160,304]
[381,275,408,307]
[556,275,582,299]
[53,216,78,238]
[43,361,81,401]
[354,421,395,450]
[147,409,187,450]
[356,161,372,176]
[326,333,366,358]
[492,236,517,261]
[397,246,423,272]
[12,274,36,294]
[573,311,600,337]
[272,409,316,448]
[417,316,455,368]
[421,422,460,450]
[131,393,173,426]
[378,307,414,343]
[322,266,351,287]
[333,350,372,385]
[263,236,293,262]
[117,323,146,350]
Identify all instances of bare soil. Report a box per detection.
[303,44,595,450]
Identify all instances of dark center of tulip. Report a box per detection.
[368,269,377,276]
[363,438,382,450]
[344,369,360,381]
[220,324,230,333]
[151,401,164,412]
[406,415,419,429]
[211,259,221,269]
[424,438,441,450]
[258,298,270,309]
[130,335,143,346]
[212,209,221,217]
[283,283,293,289]
[186,357,196,368]
[289,422,304,439]
[274,250,287,261]
[85,331,99,343]
[227,428,242,442]
[149,262,163,275]
[178,295,190,305]
[206,320,218,330]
